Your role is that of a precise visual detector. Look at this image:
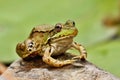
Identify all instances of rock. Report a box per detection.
[1,53,120,80]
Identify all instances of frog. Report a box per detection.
[16,20,87,67]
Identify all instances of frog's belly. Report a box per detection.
[51,38,73,56]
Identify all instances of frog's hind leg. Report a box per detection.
[71,42,87,60]
[42,47,75,67]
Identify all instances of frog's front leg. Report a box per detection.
[71,42,87,60]
[42,46,75,67]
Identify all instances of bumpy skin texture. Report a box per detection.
[16,20,87,67]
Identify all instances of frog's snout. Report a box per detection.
[16,43,25,52]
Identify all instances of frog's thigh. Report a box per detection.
[71,42,87,60]
[42,47,75,67]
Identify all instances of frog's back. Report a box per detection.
[32,24,54,32]
[28,24,54,46]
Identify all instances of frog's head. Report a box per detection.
[51,20,78,40]
[16,39,40,59]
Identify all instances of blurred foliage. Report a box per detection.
[0,0,120,77]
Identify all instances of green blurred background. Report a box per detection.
[0,0,120,77]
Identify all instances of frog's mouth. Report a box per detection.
[22,51,39,60]
[21,51,40,61]
[17,49,39,60]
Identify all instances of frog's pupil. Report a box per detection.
[29,44,33,47]
[29,42,33,47]
[28,48,32,51]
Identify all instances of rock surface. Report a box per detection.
[1,53,120,80]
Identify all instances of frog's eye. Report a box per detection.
[28,42,34,48]
[27,42,34,52]
[55,23,62,32]
[28,48,32,51]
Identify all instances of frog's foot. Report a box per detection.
[43,56,76,67]
[43,47,76,67]
[71,42,87,61]
[72,54,87,61]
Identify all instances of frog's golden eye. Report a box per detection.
[55,23,62,32]
[28,42,34,48]
[28,42,34,52]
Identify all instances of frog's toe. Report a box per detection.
[72,56,81,59]
[72,54,87,61]
[64,59,76,64]
[80,54,87,61]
